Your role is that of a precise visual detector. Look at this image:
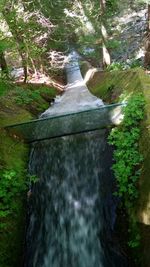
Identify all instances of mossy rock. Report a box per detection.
[88,69,142,102]
[88,68,150,267]
[0,83,58,267]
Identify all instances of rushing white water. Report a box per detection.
[25,131,127,267]
[41,51,104,118]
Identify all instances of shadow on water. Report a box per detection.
[24,129,127,267]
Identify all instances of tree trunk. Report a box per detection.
[100,0,111,68]
[2,9,28,82]
[0,51,8,74]
[20,52,28,83]
[100,0,106,13]
[101,24,111,67]
[144,4,150,67]
[30,57,37,76]
[148,4,150,33]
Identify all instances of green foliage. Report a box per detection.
[107,62,125,71]
[0,167,28,266]
[0,169,27,222]
[0,79,56,266]
[107,58,142,71]
[128,233,141,248]
[108,93,145,201]
[128,218,141,262]
[27,174,39,184]
[0,167,39,266]
[108,93,145,252]
[106,0,119,14]
[107,39,121,49]
[129,59,142,69]
[14,86,56,106]
[0,39,11,52]
[0,77,11,96]
[14,88,41,105]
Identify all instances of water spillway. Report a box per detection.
[12,51,127,266]
[5,52,124,142]
[41,51,104,118]
[25,130,126,267]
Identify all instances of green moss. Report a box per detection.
[137,125,150,266]
[108,93,145,202]
[88,69,150,267]
[0,118,29,267]
[88,70,142,102]
[0,83,58,267]
[137,71,150,219]
[0,84,58,120]
[0,134,28,266]
[0,79,12,97]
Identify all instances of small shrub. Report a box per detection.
[0,169,27,220]
[0,78,11,96]
[14,88,41,105]
[108,93,145,202]
[107,62,126,71]
[108,93,145,252]
[27,174,39,184]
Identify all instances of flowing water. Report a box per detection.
[24,51,127,267]
[41,51,104,118]
[25,131,127,267]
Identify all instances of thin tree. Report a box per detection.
[100,0,111,67]
[144,3,150,67]
[0,51,8,75]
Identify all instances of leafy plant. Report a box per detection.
[14,88,41,105]
[108,93,145,201]
[108,93,145,251]
[107,39,121,49]
[129,59,142,69]
[128,233,141,248]
[0,169,39,227]
[0,169,27,220]
[107,62,126,71]
[0,77,11,96]
[128,219,141,251]
[27,174,39,184]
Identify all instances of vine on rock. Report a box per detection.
[108,93,145,204]
[108,93,145,250]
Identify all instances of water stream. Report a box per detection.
[41,51,104,118]
[24,51,127,267]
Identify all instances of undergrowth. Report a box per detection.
[0,77,11,96]
[14,86,56,105]
[0,170,27,221]
[108,93,145,251]
[0,82,53,266]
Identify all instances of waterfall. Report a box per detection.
[24,51,127,267]
[25,131,127,267]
